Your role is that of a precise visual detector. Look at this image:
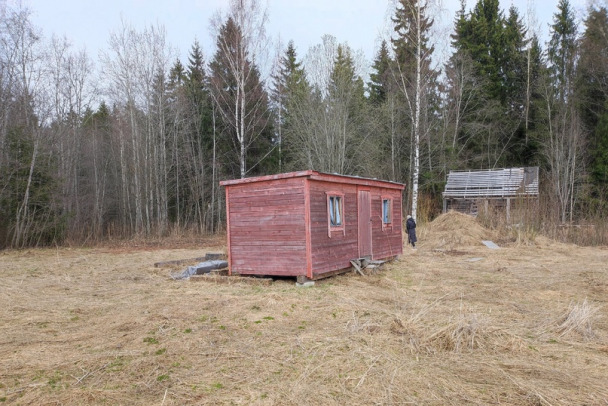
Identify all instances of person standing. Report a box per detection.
[406,215,417,249]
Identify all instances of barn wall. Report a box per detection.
[309,180,359,275]
[226,177,307,276]
[371,189,403,259]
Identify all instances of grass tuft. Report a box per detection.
[556,298,600,340]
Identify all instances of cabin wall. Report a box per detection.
[309,181,359,275]
[309,181,404,277]
[226,177,307,276]
[371,189,403,259]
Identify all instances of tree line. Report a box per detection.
[1,0,607,248]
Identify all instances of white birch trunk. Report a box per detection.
[211,105,217,233]
[13,136,38,247]
[411,0,422,222]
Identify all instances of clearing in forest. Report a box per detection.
[1,213,607,405]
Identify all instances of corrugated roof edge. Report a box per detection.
[219,170,405,190]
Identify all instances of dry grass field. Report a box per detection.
[1,212,607,405]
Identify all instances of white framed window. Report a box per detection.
[326,192,345,237]
[329,196,343,226]
[382,196,392,228]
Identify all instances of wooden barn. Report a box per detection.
[442,167,539,221]
[220,171,405,281]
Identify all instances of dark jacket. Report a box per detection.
[406,217,417,243]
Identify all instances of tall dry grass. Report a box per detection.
[534,189,608,246]
[413,191,441,225]
[436,193,608,247]
[556,298,601,340]
[1,213,607,405]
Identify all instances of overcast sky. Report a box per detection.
[24,0,589,72]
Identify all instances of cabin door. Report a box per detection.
[358,190,372,258]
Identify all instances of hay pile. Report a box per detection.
[422,210,497,250]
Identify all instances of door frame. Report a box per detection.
[357,189,372,258]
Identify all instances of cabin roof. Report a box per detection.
[220,170,405,190]
[443,167,539,199]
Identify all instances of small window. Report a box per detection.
[326,192,345,237]
[382,197,392,226]
[329,195,343,226]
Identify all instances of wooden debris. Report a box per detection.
[350,260,365,276]
[349,258,390,276]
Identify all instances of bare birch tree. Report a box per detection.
[390,0,437,221]
[101,20,174,235]
[543,0,583,223]
[48,36,95,237]
[281,35,373,175]
[1,5,52,247]
[209,0,270,179]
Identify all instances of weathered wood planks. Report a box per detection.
[221,171,405,279]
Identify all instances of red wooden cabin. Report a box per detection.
[220,170,405,280]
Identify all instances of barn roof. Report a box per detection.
[220,170,405,190]
[443,167,539,199]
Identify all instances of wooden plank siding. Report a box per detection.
[308,181,403,277]
[309,181,359,275]
[371,190,403,259]
[221,171,405,279]
[225,177,307,276]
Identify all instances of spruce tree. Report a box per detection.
[368,40,401,180]
[186,40,212,149]
[522,34,546,164]
[209,17,274,178]
[548,0,577,103]
[578,7,608,205]
[368,40,392,105]
[578,8,608,129]
[169,59,185,88]
[466,0,504,100]
[593,108,608,186]
[503,6,528,110]
[326,44,367,174]
[447,0,535,168]
[271,40,309,171]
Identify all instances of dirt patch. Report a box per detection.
[1,226,607,405]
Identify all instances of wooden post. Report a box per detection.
[506,198,511,224]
